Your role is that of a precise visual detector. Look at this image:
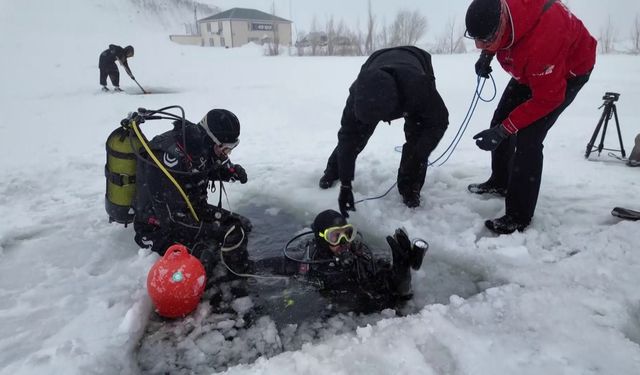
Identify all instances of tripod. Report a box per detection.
[585,92,625,159]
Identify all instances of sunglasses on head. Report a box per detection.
[319,224,357,246]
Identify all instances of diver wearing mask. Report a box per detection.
[281,209,428,307]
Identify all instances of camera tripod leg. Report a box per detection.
[585,106,609,158]
[612,105,626,158]
[596,107,611,156]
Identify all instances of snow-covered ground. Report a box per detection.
[2,1,640,374]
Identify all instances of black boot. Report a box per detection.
[485,215,529,234]
[468,181,507,197]
[402,192,421,208]
[319,173,338,189]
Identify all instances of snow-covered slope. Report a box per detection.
[1,1,640,374]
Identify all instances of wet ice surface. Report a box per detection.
[136,205,496,374]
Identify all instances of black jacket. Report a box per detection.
[258,238,411,311]
[134,121,242,248]
[99,44,131,74]
[337,46,449,183]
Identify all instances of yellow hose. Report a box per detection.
[131,120,200,222]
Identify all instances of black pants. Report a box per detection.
[487,74,591,222]
[397,117,447,197]
[99,50,120,87]
[99,68,119,86]
[324,118,446,198]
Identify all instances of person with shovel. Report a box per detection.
[98,44,136,92]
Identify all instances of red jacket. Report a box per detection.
[494,0,597,133]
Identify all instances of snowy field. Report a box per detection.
[1,1,640,374]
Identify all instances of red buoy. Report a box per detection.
[146,244,206,318]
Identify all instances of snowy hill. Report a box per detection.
[1,1,640,374]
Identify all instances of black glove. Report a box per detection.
[386,228,412,268]
[338,184,355,217]
[475,51,494,78]
[229,164,248,184]
[386,228,414,298]
[473,125,509,151]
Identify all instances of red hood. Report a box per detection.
[500,0,548,49]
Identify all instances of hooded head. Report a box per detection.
[124,45,134,58]
[353,68,399,124]
[312,210,347,240]
[313,209,348,245]
[198,109,240,147]
[311,209,358,257]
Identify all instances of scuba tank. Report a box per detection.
[105,106,200,226]
[105,126,141,225]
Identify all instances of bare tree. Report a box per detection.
[265,1,280,56]
[599,16,617,54]
[326,16,336,56]
[364,0,376,54]
[631,13,640,54]
[374,16,389,49]
[388,9,428,47]
[434,17,466,54]
[291,15,363,56]
[310,15,321,56]
[295,30,307,55]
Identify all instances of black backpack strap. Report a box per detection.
[105,165,136,186]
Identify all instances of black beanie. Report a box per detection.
[353,68,399,124]
[198,109,240,145]
[465,0,502,40]
[312,210,347,240]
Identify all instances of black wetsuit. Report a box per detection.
[133,121,250,274]
[98,44,131,87]
[323,46,449,198]
[254,238,412,313]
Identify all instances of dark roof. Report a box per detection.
[199,8,291,23]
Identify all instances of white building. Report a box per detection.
[170,8,292,48]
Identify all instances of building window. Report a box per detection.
[218,21,222,33]
[206,23,211,33]
[220,37,225,47]
[209,38,214,46]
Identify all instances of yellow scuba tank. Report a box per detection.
[105,127,142,225]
